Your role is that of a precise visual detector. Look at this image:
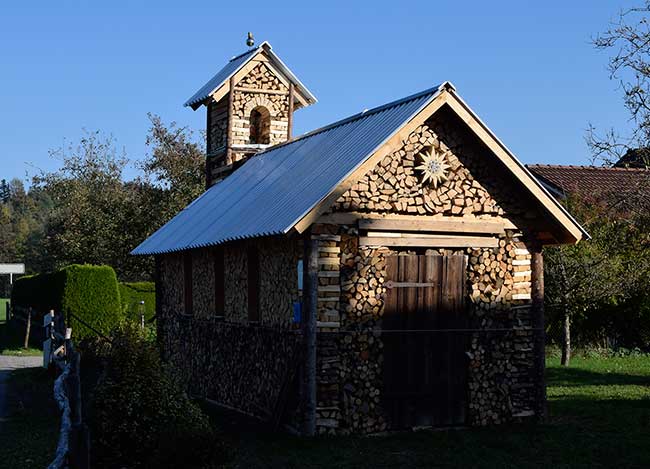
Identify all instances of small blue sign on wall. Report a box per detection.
[293,302,302,323]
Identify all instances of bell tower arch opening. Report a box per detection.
[249,106,271,145]
[184,40,317,187]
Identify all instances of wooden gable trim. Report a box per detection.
[316,211,519,230]
[207,50,311,108]
[443,90,585,244]
[359,235,499,248]
[293,92,450,233]
[358,217,505,234]
[294,88,586,245]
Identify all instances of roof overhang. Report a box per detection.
[186,41,317,111]
[292,84,589,245]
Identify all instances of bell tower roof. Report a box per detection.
[184,41,317,110]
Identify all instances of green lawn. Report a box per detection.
[0,367,59,469]
[0,316,42,357]
[2,354,648,469]
[0,298,9,322]
[215,355,650,468]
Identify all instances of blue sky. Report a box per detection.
[0,1,635,183]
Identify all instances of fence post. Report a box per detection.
[139,300,145,329]
[65,329,90,469]
[23,307,32,349]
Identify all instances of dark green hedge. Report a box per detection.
[11,272,64,315]
[119,282,156,321]
[11,264,123,340]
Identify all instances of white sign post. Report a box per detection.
[0,263,25,285]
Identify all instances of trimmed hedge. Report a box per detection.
[10,272,63,315]
[11,264,123,340]
[119,282,156,321]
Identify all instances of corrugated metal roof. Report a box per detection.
[184,41,317,108]
[184,47,258,108]
[132,85,443,255]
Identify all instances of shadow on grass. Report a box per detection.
[0,367,58,469]
[546,365,650,387]
[0,321,42,355]
[201,395,650,469]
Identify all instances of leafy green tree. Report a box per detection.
[0,179,10,203]
[32,131,149,279]
[544,2,650,366]
[140,114,205,221]
[27,115,205,282]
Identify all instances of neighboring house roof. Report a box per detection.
[184,41,317,109]
[528,164,650,201]
[133,83,588,256]
[614,148,650,168]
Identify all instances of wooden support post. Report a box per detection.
[287,82,294,140]
[301,232,318,436]
[531,248,547,420]
[23,307,31,349]
[226,76,236,166]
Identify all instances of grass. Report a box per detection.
[0,319,43,356]
[0,367,59,469]
[211,355,650,469]
[0,298,8,322]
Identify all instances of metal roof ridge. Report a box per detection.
[253,83,446,157]
[228,43,263,62]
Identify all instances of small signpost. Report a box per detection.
[0,263,25,285]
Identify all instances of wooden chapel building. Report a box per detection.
[132,40,588,435]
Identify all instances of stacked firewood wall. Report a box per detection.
[230,63,290,151]
[207,62,292,184]
[333,115,538,223]
[191,249,215,318]
[311,113,542,433]
[238,62,288,91]
[312,232,343,434]
[339,233,390,433]
[157,238,302,425]
[466,234,537,425]
[157,253,192,385]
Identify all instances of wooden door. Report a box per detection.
[382,254,468,428]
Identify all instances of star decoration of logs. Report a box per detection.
[416,146,450,187]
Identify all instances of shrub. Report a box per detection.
[11,272,62,315]
[88,321,227,468]
[10,264,123,340]
[118,281,156,321]
[60,264,122,340]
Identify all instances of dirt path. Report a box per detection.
[0,356,42,422]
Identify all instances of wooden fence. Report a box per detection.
[44,310,90,469]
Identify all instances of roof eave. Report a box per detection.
[183,41,317,109]
[445,89,590,245]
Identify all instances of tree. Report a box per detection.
[31,131,148,278]
[27,116,205,282]
[543,2,650,366]
[544,197,628,365]
[588,1,650,167]
[0,179,9,203]
[140,114,205,222]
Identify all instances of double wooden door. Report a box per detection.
[382,254,468,428]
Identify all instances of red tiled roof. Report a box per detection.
[527,164,650,200]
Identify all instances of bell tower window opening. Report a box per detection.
[249,106,271,144]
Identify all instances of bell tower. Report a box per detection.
[184,37,317,187]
